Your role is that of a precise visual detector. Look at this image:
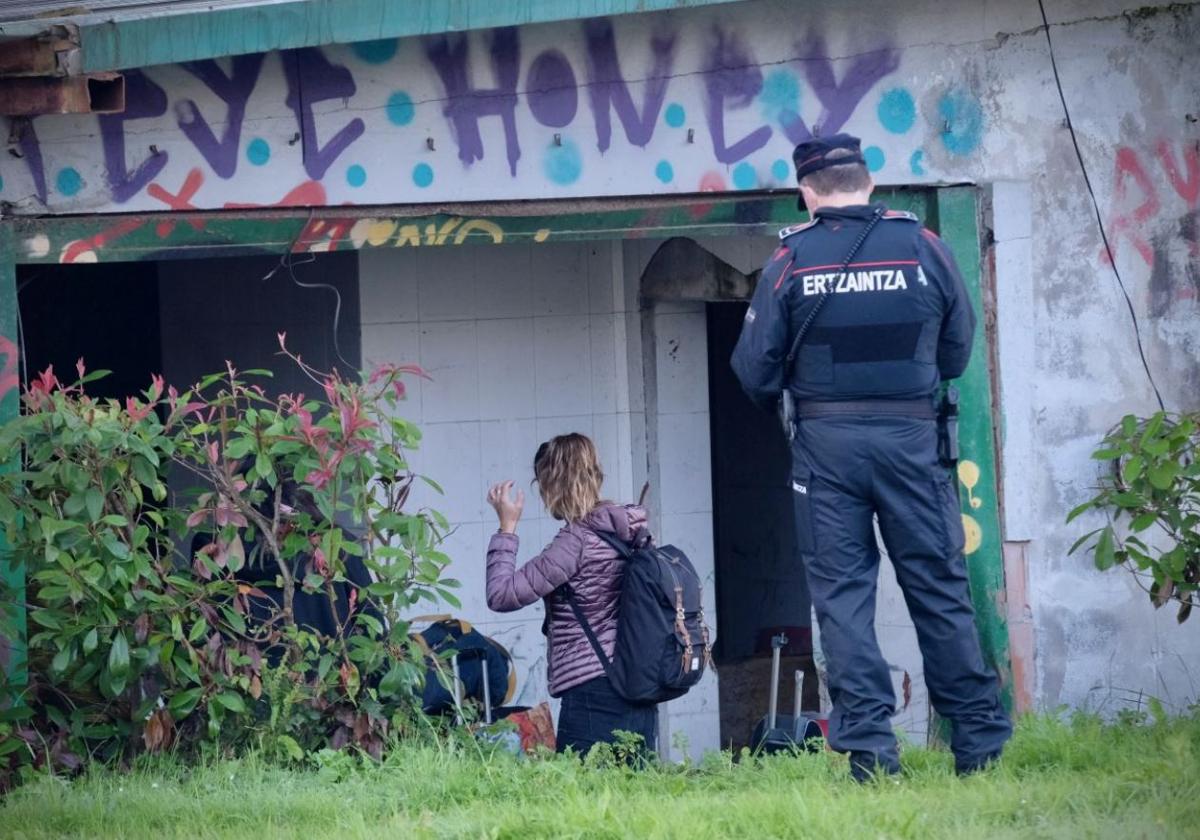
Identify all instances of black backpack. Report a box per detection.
[562,531,714,705]
[412,618,516,715]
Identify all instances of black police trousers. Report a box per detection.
[791,413,1011,774]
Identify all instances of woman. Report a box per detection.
[485,433,656,756]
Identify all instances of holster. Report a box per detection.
[937,385,960,468]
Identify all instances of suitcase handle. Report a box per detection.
[793,669,804,721]
[767,633,787,730]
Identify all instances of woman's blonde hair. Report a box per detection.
[533,433,604,523]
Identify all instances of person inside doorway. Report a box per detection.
[484,433,656,756]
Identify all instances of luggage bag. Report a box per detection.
[750,633,824,754]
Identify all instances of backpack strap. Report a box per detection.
[558,528,632,681]
[591,529,633,558]
[561,583,617,682]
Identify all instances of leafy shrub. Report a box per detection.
[0,338,457,788]
[1068,411,1199,622]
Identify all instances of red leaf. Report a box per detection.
[76,358,86,381]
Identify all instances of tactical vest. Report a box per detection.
[778,209,945,401]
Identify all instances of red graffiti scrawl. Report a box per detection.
[147,168,207,237]
[1105,147,1159,266]
[0,335,18,401]
[60,218,146,264]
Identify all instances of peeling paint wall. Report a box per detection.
[3,0,1198,718]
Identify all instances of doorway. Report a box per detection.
[706,301,817,750]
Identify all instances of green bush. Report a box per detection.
[1069,410,1199,622]
[0,340,457,789]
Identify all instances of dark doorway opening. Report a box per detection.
[18,261,163,401]
[17,252,361,402]
[706,301,817,751]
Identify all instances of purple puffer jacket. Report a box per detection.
[486,503,650,697]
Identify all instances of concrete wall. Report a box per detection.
[356,232,932,758]
[358,239,650,711]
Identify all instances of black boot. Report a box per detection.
[849,751,901,783]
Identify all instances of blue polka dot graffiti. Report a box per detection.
[544,138,582,185]
[246,138,270,166]
[732,162,757,190]
[664,103,686,128]
[387,91,415,126]
[759,69,801,124]
[863,146,885,172]
[939,89,985,156]
[656,160,674,183]
[346,165,367,187]
[56,167,83,197]
[877,88,915,134]
[910,149,926,176]
[772,159,791,182]
[412,162,434,188]
[353,39,399,65]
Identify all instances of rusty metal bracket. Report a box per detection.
[0,71,123,115]
[0,24,80,77]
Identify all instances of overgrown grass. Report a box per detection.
[2,713,1198,839]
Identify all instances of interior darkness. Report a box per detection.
[706,301,812,664]
[17,252,360,402]
[18,261,163,401]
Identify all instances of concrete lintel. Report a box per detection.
[0,0,753,73]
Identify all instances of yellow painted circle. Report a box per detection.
[962,514,982,555]
[957,459,980,490]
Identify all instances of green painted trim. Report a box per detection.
[0,223,25,700]
[933,186,1013,713]
[12,189,925,264]
[1,0,752,73]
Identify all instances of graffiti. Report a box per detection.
[177,55,267,178]
[425,28,522,175]
[0,335,17,402]
[147,168,206,236]
[704,28,771,165]
[283,49,367,181]
[584,18,677,153]
[958,459,984,555]
[1,10,933,213]
[99,70,170,203]
[1106,141,1200,316]
[13,119,47,203]
[781,37,901,145]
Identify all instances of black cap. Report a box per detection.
[792,133,867,211]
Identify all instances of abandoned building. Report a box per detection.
[0,0,1196,759]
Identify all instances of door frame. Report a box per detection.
[0,186,1012,712]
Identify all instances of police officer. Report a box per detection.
[731,134,1011,781]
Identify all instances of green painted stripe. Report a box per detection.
[0,0,752,73]
[10,189,926,264]
[0,223,25,700]
[934,186,1014,714]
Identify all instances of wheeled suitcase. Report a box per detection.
[749,633,825,754]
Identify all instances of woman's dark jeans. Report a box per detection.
[556,676,657,757]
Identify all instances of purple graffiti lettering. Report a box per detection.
[13,118,47,203]
[425,27,521,176]
[283,48,366,181]
[176,54,266,178]
[527,49,578,128]
[99,70,169,203]
[704,28,771,164]
[782,37,900,143]
[583,18,676,152]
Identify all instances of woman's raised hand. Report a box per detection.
[487,480,525,534]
